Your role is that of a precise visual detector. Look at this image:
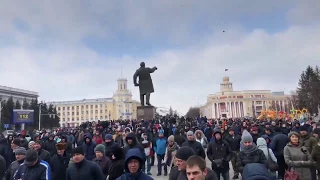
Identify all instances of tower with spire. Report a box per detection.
[220,76,233,92]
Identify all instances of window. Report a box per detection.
[58,107,60,111]
[95,116,98,119]
[86,111,88,114]
[62,107,65,110]
[62,112,65,115]
[77,117,79,120]
[72,118,74,121]
[62,118,65,121]
[67,112,70,115]
[67,107,70,110]
[100,116,103,119]
[72,106,74,110]
[95,110,98,113]
[72,112,74,115]
[100,110,103,113]
[105,116,108,119]
[81,105,84,108]
[86,105,88,108]
[124,84,126,89]
[90,105,93,108]
[81,111,84,114]
[95,105,98,108]
[76,112,79,115]
[76,106,79,110]
[67,118,70,121]
[100,104,102,107]
[105,110,107,113]
[91,110,93,113]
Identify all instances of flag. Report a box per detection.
[225,69,228,71]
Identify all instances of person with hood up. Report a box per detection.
[256,137,277,177]
[116,148,154,180]
[242,163,277,180]
[82,134,96,160]
[92,144,112,178]
[103,134,120,159]
[236,130,267,174]
[195,130,208,148]
[5,147,26,180]
[123,132,145,160]
[182,131,206,159]
[50,143,72,180]
[206,128,233,180]
[108,147,125,180]
[283,131,313,180]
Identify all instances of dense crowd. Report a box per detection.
[0,116,320,180]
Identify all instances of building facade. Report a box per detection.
[48,78,140,127]
[200,77,290,119]
[0,85,38,104]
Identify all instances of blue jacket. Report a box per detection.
[14,159,50,180]
[242,163,276,180]
[116,148,154,180]
[154,137,167,155]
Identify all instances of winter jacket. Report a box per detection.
[224,134,241,151]
[257,138,277,163]
[242,163,277,180]
[14,159,50,180]
[311,143,320,179]
[181,140,206,159]
[0,155,6,180]
[123,133,145,160]
[50,152,72,180]
[284,142,313,180]
[103,140,120,158]
[5,159,23,180]
[66,159,105,180]
[169,166,218,180]
[269,133,289,157]
[38,148,51,163]
[92,156,112,177]
[116,148,154,180]
[206,139,233,172]
[83,134,97,161]
[154,137,167,155]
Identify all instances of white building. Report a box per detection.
[0,85,38,104]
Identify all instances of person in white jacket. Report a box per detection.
[257,137,277,176]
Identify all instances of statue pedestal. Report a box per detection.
[137,106,156,120]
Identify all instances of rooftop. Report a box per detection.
[0,85,38,96]
[48,98,113,105]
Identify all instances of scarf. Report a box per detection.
[167,142,177,152]
[242,143,257,154]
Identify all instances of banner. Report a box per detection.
[12,109,34,124]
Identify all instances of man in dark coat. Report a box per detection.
[133,62,157,106]
[50,143,71,180]
[66,146,105,180]
[181,131,206,159]
[82,134,96,161]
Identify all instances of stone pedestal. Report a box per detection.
[137,106,156,120]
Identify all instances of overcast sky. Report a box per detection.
[0,0,319,114]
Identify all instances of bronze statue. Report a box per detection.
[133,62,157,106]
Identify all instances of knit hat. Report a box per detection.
[288,131,300,138]
[187,131,194,136]
[24,150,38,165]
[72,146,84,156]
[28,141,35,148]
[241,130,253,143]
[105,134,113,141]
[214,128,222,135]
[175,146,195,161]
[299,124,309,132]
[55,143,67,150]
[168,135,175,142]
[12,139,21,146]
[15,147,27,155]
[94,144,105,154]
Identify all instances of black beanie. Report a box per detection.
[175,146,195,161]
[72,146,84,156]
[299,124,309,132]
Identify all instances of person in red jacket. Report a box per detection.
[93,131,103,144]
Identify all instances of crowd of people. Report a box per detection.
[0,116,319,180]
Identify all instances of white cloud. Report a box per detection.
[0,1,319,114]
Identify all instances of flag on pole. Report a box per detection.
[225,69,228,71]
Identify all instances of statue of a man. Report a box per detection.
[133,62,158,106]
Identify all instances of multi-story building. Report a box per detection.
[0,85,38,104]
[48,78,140,127]
[200,76,290,118]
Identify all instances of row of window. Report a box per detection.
[57,103,131,111]
[61,115,131,122]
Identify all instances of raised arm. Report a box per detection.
[149,66,157,73]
